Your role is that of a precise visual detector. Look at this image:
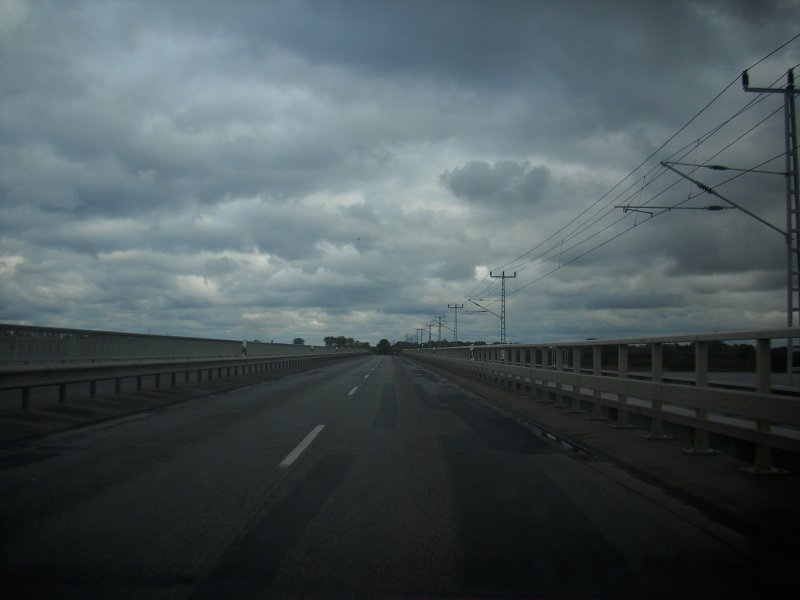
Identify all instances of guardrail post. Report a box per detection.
[171,372,176,386]
[611,344,634,429]
[22,387,31,410]
[136,375,143,391]
[155,374,160,389]
[89,380,97,397]
[59,383,67,404]
[587,345,606,420]
[745,338,781,474]
[115,378,121,394]
[569,346,584,413]
[643,343,671,440]
[684,341,718,455]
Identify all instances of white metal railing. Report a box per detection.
[413,328,800,474]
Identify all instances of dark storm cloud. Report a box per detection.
[204,0,793,137]
[440,161,551,208]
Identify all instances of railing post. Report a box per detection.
[136,375,143,391]
[587,345,606,420]
[115,378,121,394]
[684,341,718,455]
[535,347,545,401]
[22,387,31,410]
[611,344,634,429]
[59,383,67,404]
[643,343,671,440]
[554,347,566,408]
[569,346,584,413]
[745,338,781,474]
[89,380,97,397]
[538,346,553,404]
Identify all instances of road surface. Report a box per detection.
[0,355,788,598]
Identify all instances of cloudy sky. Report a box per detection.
[1,0,799,346]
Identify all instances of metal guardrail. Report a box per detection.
[0,352,366,410]
[413,328,800,474]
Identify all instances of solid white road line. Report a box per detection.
[347,386,358,396]
[279,425,326,468]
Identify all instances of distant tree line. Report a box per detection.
[323,336,372,350]
[391,339,488,351]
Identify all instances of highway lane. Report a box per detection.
[1,354,376,598]
[0,354,782,598]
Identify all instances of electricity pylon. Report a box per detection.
[743,68,799,331]
[490,271,516,343]
[434,314,446,346]
[448,303,464,342]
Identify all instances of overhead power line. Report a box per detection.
[463,35,800,306]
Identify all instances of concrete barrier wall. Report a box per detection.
[0,324,353,363]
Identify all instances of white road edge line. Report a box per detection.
[348,386,359,396]
[279,425,326,469]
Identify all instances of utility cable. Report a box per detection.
[463,35,800,305]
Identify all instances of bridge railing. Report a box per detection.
[0,352,364,410]
[0,323,354,364]
[412,328,800,474]
[0,324,367,410]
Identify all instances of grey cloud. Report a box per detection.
[2,0,797,344]
[441,161,551,208]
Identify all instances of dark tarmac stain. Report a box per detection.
[372,383,397,429]
[191,453,355,599]
[0,451,60,469]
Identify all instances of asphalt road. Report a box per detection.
[0,355,787,598]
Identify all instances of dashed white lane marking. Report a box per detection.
[279,425,326,468]
[363,374,370,380]
[348,386,359,396]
